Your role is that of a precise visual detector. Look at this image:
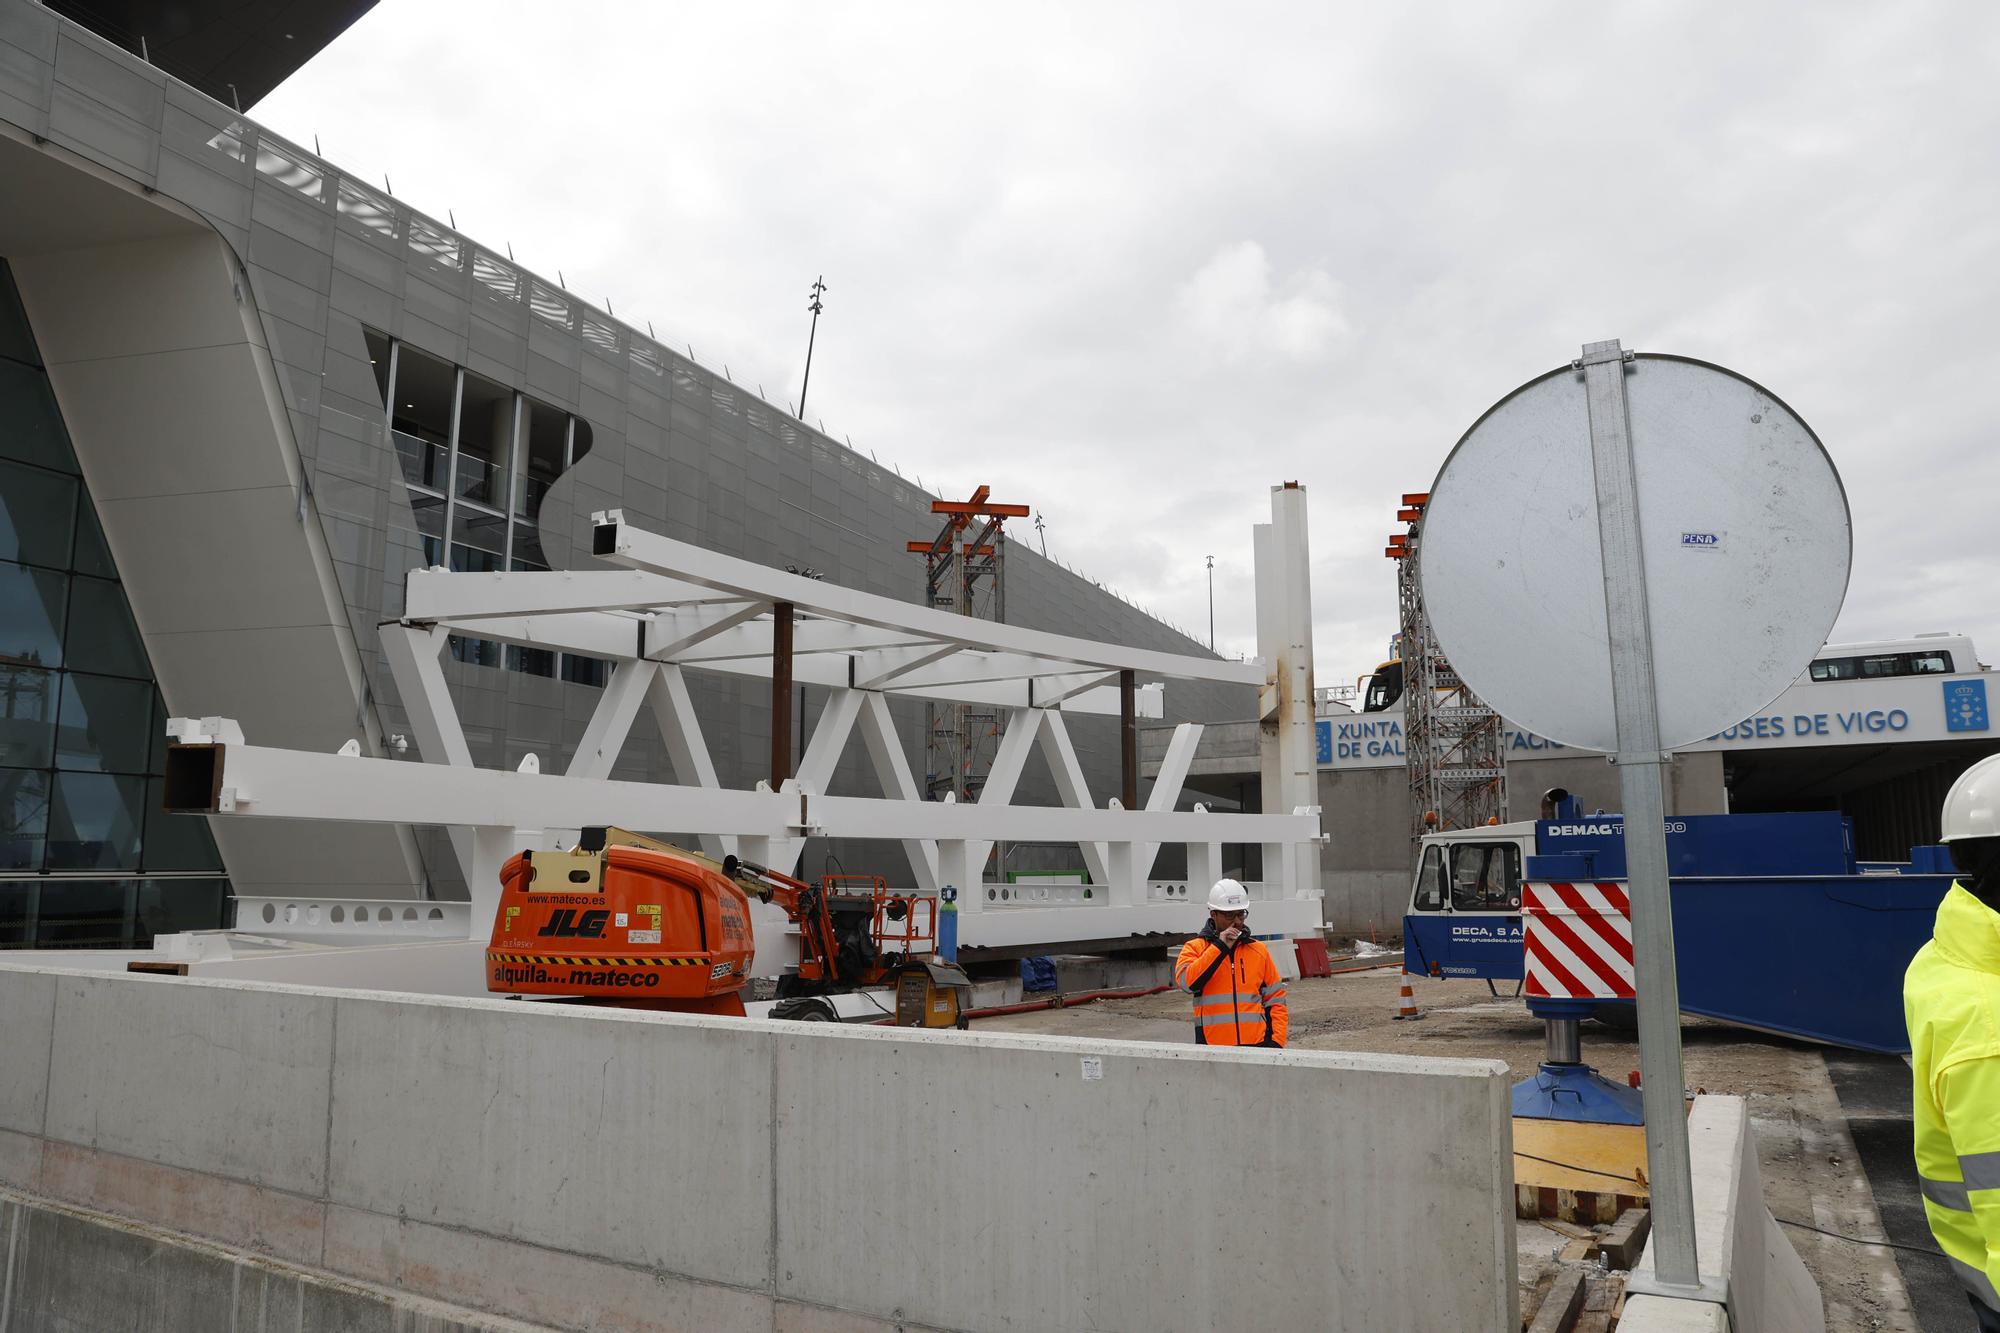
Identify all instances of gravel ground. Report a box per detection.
[975,964,1916,1330]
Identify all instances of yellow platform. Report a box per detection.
[1512,1117,1649,1222]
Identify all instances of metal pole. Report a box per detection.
[1120,669,1138,810]
[798,277,826,420]
[1206,554,1215,650]
[1579,338,1701,1291]
[771,602,794,788]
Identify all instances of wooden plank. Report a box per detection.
[1524,1270,1588,1333]
[1598,1207,1652,1271]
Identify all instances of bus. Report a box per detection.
[1805,634,1982,683]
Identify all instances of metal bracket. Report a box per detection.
[1608,750,1672,766]
[1573,342,1639,374]
[1623,1271,1729,1307]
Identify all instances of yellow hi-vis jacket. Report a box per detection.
[1905,883,2000,1317]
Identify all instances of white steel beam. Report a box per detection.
[645,600,767,659]
[854,643,961,690]
[565,660,659,780]
[966,708,1042,881]
[594,514,1264,686]
[646,664,734,858]
[1137,722,1204,880]
[854,692,939,894]
[404,568,735,620]
[380,622,476,882]
[1035,712,1110,887]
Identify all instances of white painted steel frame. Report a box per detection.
[175,516,1326,955]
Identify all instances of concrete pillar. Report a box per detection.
[1256,483,1321,911]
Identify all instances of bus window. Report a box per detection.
[1450,844,1522,912]
[1363,661,1403,713]
[1810,649,1957,681]
[1412,844,1445,912]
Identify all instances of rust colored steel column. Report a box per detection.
[1120,668,1138,809]
[771,602,794,787]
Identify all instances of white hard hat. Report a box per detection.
[1207,878,1251,911]
[1941,753,2000,842]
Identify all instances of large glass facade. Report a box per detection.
[0,259,229,948]
[366,331,605,682]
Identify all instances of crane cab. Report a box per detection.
[1400,822,1532,982]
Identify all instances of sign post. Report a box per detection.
[1417,339,1851,1310]
[1577,338,1702,1292]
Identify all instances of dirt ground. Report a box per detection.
[974,962,1915,1331]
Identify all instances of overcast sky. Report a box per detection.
[257,2,2000,688]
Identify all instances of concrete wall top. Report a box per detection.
[1628,1095,1824,1333]
[0,960,1519,1332]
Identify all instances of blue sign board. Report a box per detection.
[1315,719,1333,764]
[1945,679,1989,733]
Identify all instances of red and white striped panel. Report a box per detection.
[1521,881,1635,1000]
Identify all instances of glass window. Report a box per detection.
[56,672,153,774]
[364,328,393,406]
[506,645,556,677]
[0,766,49,869]
[454,373,514,509]
[143,780,223,871]
[520,401,567,519]
[69,494,117,578]
[0,262,37,366]
[407,490,446,567]
[1412,843,1445,912]
[1450,844,1522,912]
[31,877,132,947]
[0,561,67,667]
[134,878,230,943]
[0,881,29,945]
[0,361,77,473]
[0,459,77,568]
[448,635,503,669]
[1858,655,1901,678]
[63,576,148,678]
[561,655,609,688]
[46,770,145,869]
[1911,651,1953,674]
[388,345,455,492]
[450,507,507,573]
[0,666,58,769]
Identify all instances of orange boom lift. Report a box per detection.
[487,826,969,1025]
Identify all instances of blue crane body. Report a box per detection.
[1400,807,1956,1053]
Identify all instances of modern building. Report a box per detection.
[0,0,1243,949]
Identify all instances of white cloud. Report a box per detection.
[255,0,2000,684]
[1172,242,1352,368]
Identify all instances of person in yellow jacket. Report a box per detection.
[1906,752,2000,1331]
[1174,878,1288,1047]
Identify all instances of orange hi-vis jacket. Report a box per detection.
[1175,932,1289,1047]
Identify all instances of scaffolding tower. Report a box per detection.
[1387,492,1506,850]
[909,485,1029,803]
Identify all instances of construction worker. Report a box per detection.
[1906,753,2000,1331]
[1175,878,1288,1047]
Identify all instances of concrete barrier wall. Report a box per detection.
[0,963,1518,1332]
[1623,1095,1824,1333]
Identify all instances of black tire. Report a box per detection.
[772,997,838,1023]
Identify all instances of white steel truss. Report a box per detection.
[264,514,1329,954]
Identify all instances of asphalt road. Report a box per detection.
[1826,1053,1976,1332]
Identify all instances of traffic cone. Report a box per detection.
[1393,970,1423,1021]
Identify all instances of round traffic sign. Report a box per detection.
[1418,354,1850,753]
